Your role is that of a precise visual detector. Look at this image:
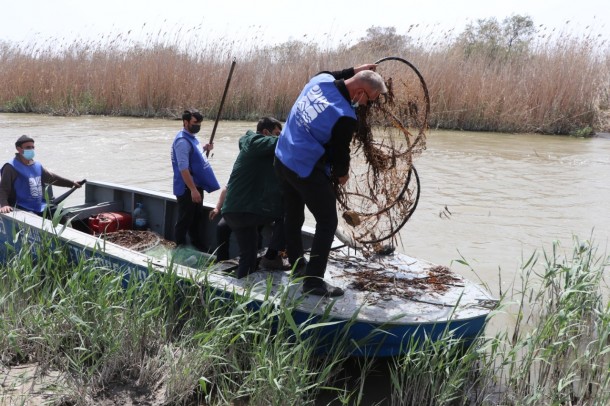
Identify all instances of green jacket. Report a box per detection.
[222,130,282,219]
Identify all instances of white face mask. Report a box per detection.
[22,149,35,160]
[351,90,367,109]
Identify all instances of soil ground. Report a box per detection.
[1,363,167,406]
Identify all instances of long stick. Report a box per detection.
[207,58,236,156]
[51,179,87,206]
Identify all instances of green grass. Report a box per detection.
[0,228,359,405]
[1,229,609,405]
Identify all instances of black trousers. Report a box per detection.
[274,159,337,286]
[214,215,272,262]
[175,188,206,250]
[223,212,284,278]
[214,216,232,261]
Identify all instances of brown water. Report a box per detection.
[1,113,609,299]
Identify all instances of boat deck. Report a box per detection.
[205,248,495,326]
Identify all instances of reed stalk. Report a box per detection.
[1,228,609,405]
[1,25,608,134]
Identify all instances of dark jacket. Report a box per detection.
[222,130,283,218]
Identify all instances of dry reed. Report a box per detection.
[0,25,608,134]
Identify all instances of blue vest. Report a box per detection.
[7,158,45,212]
[275,73,356,177]
[171,130,220,196]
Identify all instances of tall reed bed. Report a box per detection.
[379,236,609,405]
[0,229,355,405]
[422,33,610,134]
[0,26,608,134]
[1,230,609,405]
[489,237,610,405]
[470,236,609,405]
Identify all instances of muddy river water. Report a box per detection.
[1,113,609,298]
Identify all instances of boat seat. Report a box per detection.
[60,201,124,222]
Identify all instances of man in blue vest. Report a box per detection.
[275,65,387,297]
[0,135,82,215]
[171,110,220,250]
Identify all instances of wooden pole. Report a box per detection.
[207,58,236,156]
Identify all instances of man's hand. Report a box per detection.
[209,208,220,220]
[203,143,214,152]
[354,64,378,73]
[0,206,13,214]
[190,188,202,204]
[337,174,349,185]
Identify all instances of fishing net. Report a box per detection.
[335,56,430,254]
[102,229,176,252]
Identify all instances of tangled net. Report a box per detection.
[102,229,176,252]
[335,57,430,253]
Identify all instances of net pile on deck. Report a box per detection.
[102,230,176,252]
[330,250,461,303]
[335,57,430,255]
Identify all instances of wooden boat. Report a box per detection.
[0,181,497,357]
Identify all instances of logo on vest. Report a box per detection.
[296,85,329,126]
[29,176,42,198]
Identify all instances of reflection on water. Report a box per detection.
[1,113,609,298]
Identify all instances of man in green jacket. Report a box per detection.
[222,117,286,278]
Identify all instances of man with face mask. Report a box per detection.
[171,110,220,250]
[0,135,82,215]
[221,117,287,279]
[274,64,387,297]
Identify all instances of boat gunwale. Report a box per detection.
[1,206,495,330]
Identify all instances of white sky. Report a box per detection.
[1,0,608,48]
